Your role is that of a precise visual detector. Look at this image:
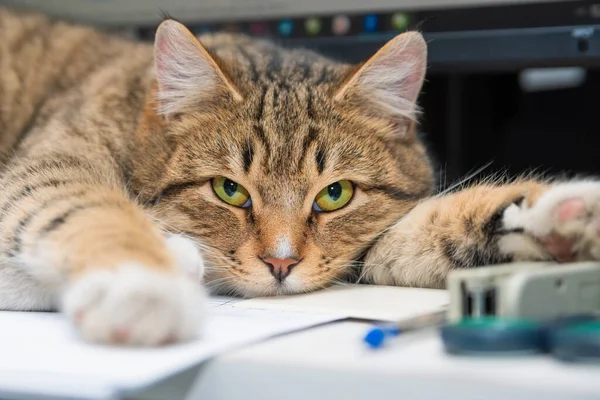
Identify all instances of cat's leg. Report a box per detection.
[0,152,206,346]
[363,180,600,288]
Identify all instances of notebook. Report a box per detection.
[0,285,448,400]
[0,298,340,400]
[235,284,449,321]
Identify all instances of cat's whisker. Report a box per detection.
[357,263,383,284]
[321,256,393,285]
[436,161,494,196]
[206,278,246,297]
[206,275,240,284]
[329,280,354,288]
[203,251,241,262]
[206,283,232,296]
[356,263,375,284]
[131,186,148,205]
[202,266,231,271]
[205,277,242,291]
[145,215,183,234]
[206,278,234,288]
[324,258,364,269]
[202,262,237,271]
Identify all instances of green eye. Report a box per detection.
[313,180,354,212]
[212,177,251,208]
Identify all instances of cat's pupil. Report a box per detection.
[328,183,342,201]
[224,179,238,197]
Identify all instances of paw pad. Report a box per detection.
[541,233,575,262]
[112,327,131,344]
[63,265,206,346]
[556,198,586,223]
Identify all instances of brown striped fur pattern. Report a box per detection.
[2,7,600,346]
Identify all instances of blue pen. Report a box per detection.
[364,309,448,349]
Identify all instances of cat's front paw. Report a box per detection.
[62,264,206,346]
[165,233,205,283]
[503,181,600,262]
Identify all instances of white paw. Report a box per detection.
[502,181,600,261]
[62,264,206,346]
[165,233,205,283]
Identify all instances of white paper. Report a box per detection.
[0,297,340,400]
[235,284,449,321]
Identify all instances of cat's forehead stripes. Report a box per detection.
[242,138,254,173]
[315,146,327,175]
[161,29,433,212]
[198,36,366,182]
[212,37,344,89]
[245,84,322,176]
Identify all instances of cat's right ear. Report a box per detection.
[334,31,427,125]
[153,19,243,116]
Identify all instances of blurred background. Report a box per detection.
[3,0,599,186]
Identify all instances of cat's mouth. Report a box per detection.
[202,245,342,298]
[205,260,328,298]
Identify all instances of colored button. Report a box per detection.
[332,15,350,35]
[391,12,409,31]
[305,17,322,36]
[278,19,293,36]
[364,14,378,33]
[250,22,269,36]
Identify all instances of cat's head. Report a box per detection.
[134,19,434,297]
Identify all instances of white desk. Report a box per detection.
[130,320,600,400]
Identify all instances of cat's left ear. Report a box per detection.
[334,31,427,124]
[153,19,243,116]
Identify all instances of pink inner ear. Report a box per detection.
[378,44,425,103]
[336,33,427,121]
[154,26,190,92]
[152,20,234,115]
[155,37,171,63]
[154,40,170,79]
[154,32,172,84]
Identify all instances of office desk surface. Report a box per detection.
[186,321,600,400]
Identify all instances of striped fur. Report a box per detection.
[2,7,600,346]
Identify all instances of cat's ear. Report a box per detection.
[334,31,427,123]
[153,19,243,116]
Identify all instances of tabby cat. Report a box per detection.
[1,7,599,346]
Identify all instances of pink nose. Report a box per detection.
[261,257,300,282]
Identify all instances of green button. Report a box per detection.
[305,17,322,36]
[391,13,409,31]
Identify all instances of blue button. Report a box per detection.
[364,14,378,32]
[278,19,293,36]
